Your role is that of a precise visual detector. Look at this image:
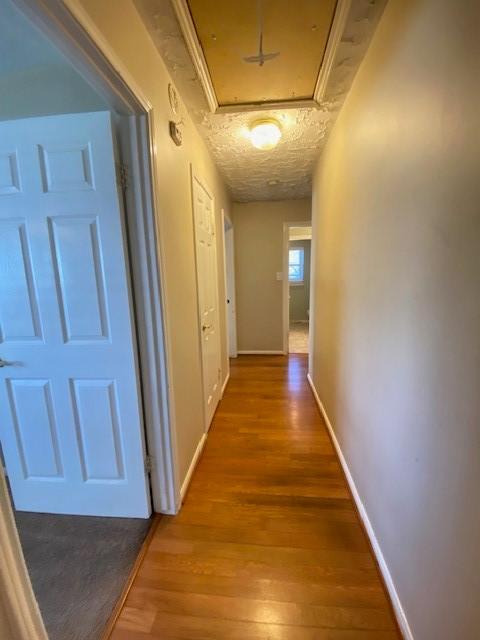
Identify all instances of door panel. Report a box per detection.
[0,150,21,195]
[70,378,124,482]
[0,219,42,341]
[0,112,150,517]
[6,379,62,479]
[192,171,221,429]
[49,215,109,342]
[38,143,94,193]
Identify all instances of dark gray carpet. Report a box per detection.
[15,512,152,640]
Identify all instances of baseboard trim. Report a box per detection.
[306,373,414,640]
[221,372,230,396]
[180,433,207,502]
[237,350,285,355]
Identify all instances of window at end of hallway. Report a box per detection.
[289,248,304,284]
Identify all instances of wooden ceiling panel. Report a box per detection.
[186,0,338,107]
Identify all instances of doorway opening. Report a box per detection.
[223,210,237,359]
[283,223,312,354]
[0,0,174,638]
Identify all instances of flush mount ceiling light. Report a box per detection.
[249,119,282,150]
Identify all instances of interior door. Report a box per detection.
[191,170,221,429]
[224,222,237,358]
[0,112,151,518]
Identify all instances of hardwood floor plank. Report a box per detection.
[133,571,388,609]
[113,613,400,640]
[149,520,370,553]
[107,355,400,639]
[125,587,395,630]
[136,554,387,588]
[147,538,376,571]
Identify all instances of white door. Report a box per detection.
[224,223,237,358]
[0,112,151,518]
[191,170,221,429]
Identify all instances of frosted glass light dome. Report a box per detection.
[249,120,282,150]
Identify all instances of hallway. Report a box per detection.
[289,323,310,354]
[110,356,399,639]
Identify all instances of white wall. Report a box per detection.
[233,199,311,352]
[310,1,480,638]
[77,0,231,490]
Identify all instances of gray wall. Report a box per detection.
[289,239,311,323]
[233,199,311,352]
[0,66,107,121]
[310,0,480,638]
[0,0,107,120]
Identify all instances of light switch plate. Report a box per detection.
[276,272,283,281]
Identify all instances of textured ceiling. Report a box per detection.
[134,0,387,202]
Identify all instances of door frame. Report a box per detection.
[190,165,222,432]
[282,221,313,354]
[221,210,237,359]
[9,0,178,513]
[0,466,48,640]
[1,2,178,638]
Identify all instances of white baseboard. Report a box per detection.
[237,350,285,355]
[179,433,207,502]
[307,373,414,640]
[221,372,230,396]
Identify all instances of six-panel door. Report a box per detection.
[0,112,151,517]
[192,172,221,429]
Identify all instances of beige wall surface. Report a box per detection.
[310,0,480,638]
[77,0,231,487]
[233,199,311,352]
[289,239,311,323]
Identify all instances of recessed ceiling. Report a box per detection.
[185,0,337,107]
[134,0,387,201]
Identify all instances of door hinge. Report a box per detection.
[145,455,154,474]
[117,163,128,192]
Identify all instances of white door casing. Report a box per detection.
[0,111,151,518]
[283,221,313,354]
[191,169,221,430]
[223,218,237,358]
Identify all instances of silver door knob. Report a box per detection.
[0,358,12,368]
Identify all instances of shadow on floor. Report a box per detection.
[15,511,151,640]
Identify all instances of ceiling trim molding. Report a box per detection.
[171,0,351,114]
[216,99,319,114]
[313,0,352,103]
[171,0,219,112]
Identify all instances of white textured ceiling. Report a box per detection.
[135,0,387,202]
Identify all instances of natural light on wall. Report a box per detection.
[249,119,282,150]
